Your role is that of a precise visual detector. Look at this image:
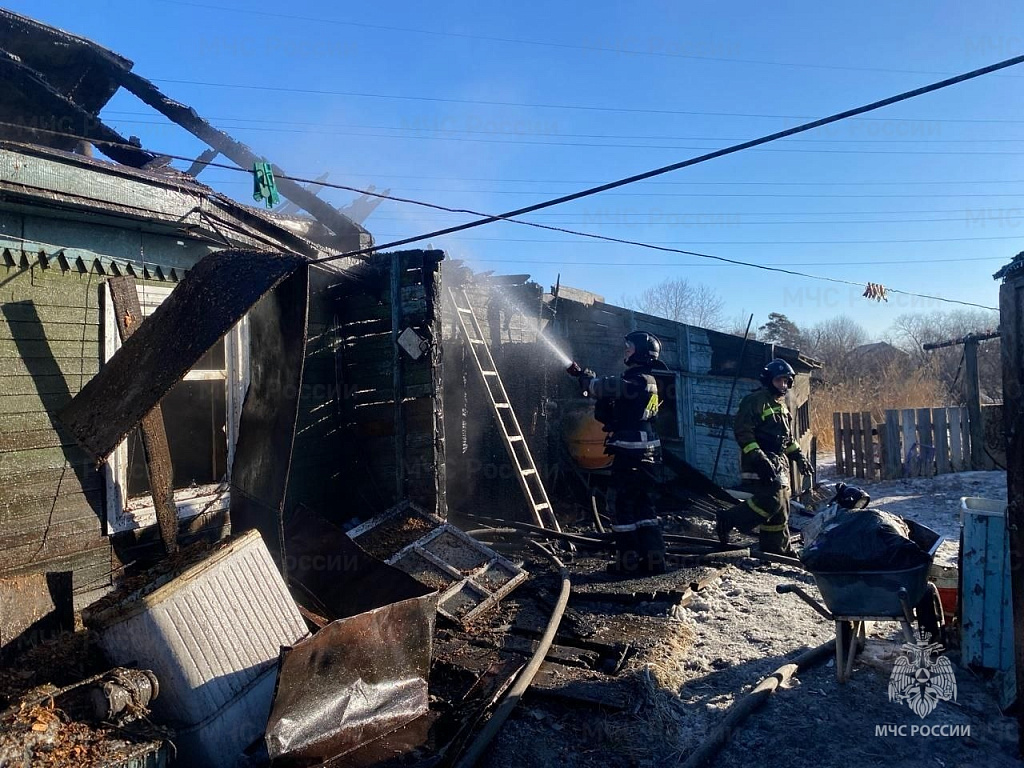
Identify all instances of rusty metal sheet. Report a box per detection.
[267,507,437,765]
[284,505,434,621]
[229,266,310,566]
[266,595,436,765]
[58,249,305,464]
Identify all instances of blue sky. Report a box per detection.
[13,0,1024,336]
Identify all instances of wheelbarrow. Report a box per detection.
[778,520,943,683]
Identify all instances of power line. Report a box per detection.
[4,66,1010,311]
[106,118,1024,155]
[364,214,1024,226]
[153,77,1024,124]
[204,179,1024,198]
[370,232,1024,245]
[153,0,1024,80]
[462,256,1009,268]
[105,110,1024,144]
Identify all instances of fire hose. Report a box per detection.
[452,539,571,768]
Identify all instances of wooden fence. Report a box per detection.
[833,407,973,480]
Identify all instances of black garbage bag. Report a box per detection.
[800,509,932,572]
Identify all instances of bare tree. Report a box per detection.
[804,315,869,382]
[723,311,758,339]
[886,309,1001,402]
[626,277,726,329]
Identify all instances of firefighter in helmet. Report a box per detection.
[568,331,668,574]
[716,358,813,555]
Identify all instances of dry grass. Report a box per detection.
[585,621,700,763]
[812,360,948,451]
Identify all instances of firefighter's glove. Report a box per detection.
[750,449,778,484]
[794,452,813,477]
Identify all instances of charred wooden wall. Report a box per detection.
[331,250,445,524]
[441,277,554,522]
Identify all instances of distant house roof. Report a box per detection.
[848,341,910,368]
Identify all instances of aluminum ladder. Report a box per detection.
[448,287,561,531]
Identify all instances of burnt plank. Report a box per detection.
[108,275,178,554]
[59,250,306,463]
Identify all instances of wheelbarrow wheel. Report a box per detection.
[915,582,945,646]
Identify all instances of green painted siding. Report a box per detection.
[0,260,110,601]
[0,210,217,606]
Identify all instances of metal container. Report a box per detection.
[83,530,308,768]
[960,496,1015,708]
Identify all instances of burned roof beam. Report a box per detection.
[109,70,372,253]
[185,147,219,177]
[0,51,156,168]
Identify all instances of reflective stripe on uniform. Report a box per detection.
[742,442,760,454]
[746,498,773,519]
[740,472,761,481]
[760,404,785,420]
[635,518,659,528]
[785,441,801,454]
[759,522,787,532]
[607,438,662,449]
[611,523,637,532]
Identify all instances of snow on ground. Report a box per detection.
[657,458,1019,768]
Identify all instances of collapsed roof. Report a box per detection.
[0,9,371,253]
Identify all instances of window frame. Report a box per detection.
[102,282,249,533]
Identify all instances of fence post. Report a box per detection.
[901,409,917,476]
[960,405,973,470]
[833,412,844,476]
[851,412,864,479]
[934,408,951,474]
[949,408,965,471]
[842,412,854,478]
[916,408,935,476]
[884,410,901,480]
[862,411,876,480]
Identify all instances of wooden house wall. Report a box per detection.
[0,213,221,608]
[332,250,445,523]
[441,278,555,520]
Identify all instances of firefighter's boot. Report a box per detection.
[606,528,640,576]
[636,519,667,574]
[758,518,795,556]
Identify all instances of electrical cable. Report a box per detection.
[153,0,1024,80]
[5,121,998,308]
[104,117,1024,154]
[4,46,1015,313]
[102,110,1024,144]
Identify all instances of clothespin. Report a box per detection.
[252,161,281,208]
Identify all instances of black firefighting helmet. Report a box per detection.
[834,482,870,510]
[624,331,661,365]
[759,358,796,390]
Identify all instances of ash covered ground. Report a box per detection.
[485,461,1020,768]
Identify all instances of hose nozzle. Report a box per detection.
[566,361,583,377]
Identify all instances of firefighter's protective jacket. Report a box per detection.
[734,388,802,477]
[579,365,661,460]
